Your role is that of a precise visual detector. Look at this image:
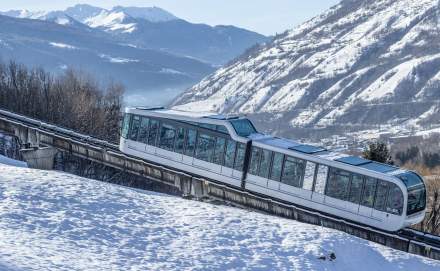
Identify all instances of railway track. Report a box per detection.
[0,108,439,260]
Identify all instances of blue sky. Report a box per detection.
[1,0,340,35]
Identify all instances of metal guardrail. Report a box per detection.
[0,108,439,261]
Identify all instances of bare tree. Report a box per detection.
[0,60,125,143]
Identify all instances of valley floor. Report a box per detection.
[0,160,439,270]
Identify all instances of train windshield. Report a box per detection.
[397,172,426,215]
[229,119,257,137]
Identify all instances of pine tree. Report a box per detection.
[362,141,394,165]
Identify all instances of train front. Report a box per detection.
[398,172,427,228]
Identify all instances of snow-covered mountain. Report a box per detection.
[112,6,178,22]
[0,14,213,104]
[0,4,267,105]
[1,4,268,65]
[0,161,438,270]
[173,0,440,138]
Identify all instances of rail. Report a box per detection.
[0,108,439,261]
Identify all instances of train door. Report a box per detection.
[345,174,364,213]
[221,139,236,177]
[232,143,246,179]
[182,129,196,165]
[358,177,377,218]
[173,127,185,162]
[145,119,159,154]
[312,164,328,203]
[371,180,390,222]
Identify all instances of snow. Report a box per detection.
[0,155,27,168]
[0,165,439,270]
[172,0,440,134]
[17,10,47,19]
[416,126,440,136]
[356,60,416,101]
[112,6,177,22]
[99,54,139,64]
[85,10,136,33]
[159,68,186,75]
[49,42,77,50]
[55,17,70,25]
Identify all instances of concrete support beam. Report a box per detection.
[190,178,207,199]
[20,147,58,170]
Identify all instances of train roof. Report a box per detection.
[126,107,407,178]
[128,107,241,121]
[251,133,402,176]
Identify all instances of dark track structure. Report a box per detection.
[0,108,439,261]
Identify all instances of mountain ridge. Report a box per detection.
[172,0,440,138]
[0,4,268,65]
[0,14,214,105]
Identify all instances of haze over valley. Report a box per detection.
[0,4,268,106]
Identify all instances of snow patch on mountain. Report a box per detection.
[85,10,136,33]
[0,9,48,19]
[99,54,139,63]
[49,42,77,50]
[112,6,177,22]
[160,68,186,75]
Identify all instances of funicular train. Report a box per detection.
[119,107,427,232]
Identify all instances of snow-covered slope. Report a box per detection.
[173,0,440,136]
[0,155,27,168]
[112,6,178,22]
[83,9,137,33]
[0,164,439,270]
[0,9,81,27]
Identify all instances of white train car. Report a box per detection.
[119,107,427,232]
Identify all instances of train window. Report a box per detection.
[129,115,141,141]
[348,174,364,204]
[175,127,185,154]
[361,177,377,208]
[314,165,328,194]
[397,172,426,215]
[397,172,424,188]
[195,133,215,162]
[326,168,350,200]
[199,123,217,130]
[302,162,316,191]
[184,129,197,157]
[270,152,284,182]
[249,147,261,175]
[147,119,159,146]
[281,156,305,188]
[121,114,131,139]
[224,140,236,168]
[386,183,404,215]
[407,187,426,215]
[137,117,150,143]
[216,125,229,134]
[374,180,389,211]
[258,149,271,178]
[212,137,226,165]
[158,123,177,151]
[234,143,246,171]
[229,119,257,137]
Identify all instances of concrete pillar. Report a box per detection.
[27,129,40,147]
[190,178,207,199]
[20,147,58,170]
[15,126,28,145]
